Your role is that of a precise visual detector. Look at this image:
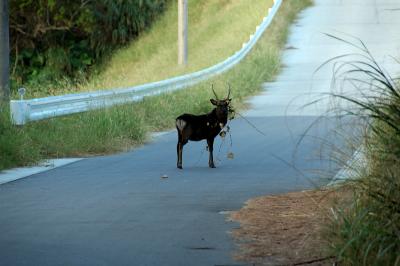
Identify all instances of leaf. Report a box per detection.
[48,0,56,10]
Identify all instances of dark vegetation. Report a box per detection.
[325,37,400,264]
[10,0,168,93]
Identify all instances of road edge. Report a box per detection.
[0,158,83,185]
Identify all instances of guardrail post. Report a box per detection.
[178,0,188,65]
[10,100,29,125]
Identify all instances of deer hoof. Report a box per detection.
[177,164,183,169]
[209,164,216,168]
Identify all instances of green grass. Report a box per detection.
[323,37,400,265]
[0,0,312,171]
[86,0,271,89]
[328,129,400,265]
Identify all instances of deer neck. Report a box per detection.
[210,108,228,125]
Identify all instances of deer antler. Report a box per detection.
[211,84,219,99]
[226,84,231,100]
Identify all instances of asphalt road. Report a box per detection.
[1,0,399,265]
[0,116,345,266]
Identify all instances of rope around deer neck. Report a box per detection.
[235,111,267,137]
[216,120,234,162]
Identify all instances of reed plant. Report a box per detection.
[324,35,400,265]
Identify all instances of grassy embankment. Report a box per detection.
[22,0,271,98]
[325,40,400,264]
[0,0,312,170]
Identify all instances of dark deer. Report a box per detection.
[176,86,232,169]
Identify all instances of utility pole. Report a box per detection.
[178,0,188,65]
[0,0,10,102]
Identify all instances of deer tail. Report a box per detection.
[176,119,187,131]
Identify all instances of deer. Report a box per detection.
[176,86,232,169]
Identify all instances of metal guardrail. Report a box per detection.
[327,146,366,186]
[10,0,282,125]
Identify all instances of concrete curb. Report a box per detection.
[0,158,83,185]
[327,146,365,187]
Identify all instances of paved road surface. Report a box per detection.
[1,0,399,265]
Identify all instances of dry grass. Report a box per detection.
[230,188,352,265]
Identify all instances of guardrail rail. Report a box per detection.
[10,0,282,125]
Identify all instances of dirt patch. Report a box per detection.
[229,189,350,266]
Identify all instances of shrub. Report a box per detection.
[10,0,169,91]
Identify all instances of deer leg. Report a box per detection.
[207,138,216,168]
[177,131,188,169]
[177,132,183,169]
[176,120,188,169]
[177,141,183,169]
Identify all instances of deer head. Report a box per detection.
[210,85,232,117]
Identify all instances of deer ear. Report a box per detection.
[210,99,218,105]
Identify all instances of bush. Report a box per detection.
[10,0,169,91]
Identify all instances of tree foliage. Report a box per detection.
[10,0,168,90]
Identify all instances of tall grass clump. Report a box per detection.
[324,36,400,265]
[0,106,42,169]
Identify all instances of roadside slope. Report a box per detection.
[82,0,272,91]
